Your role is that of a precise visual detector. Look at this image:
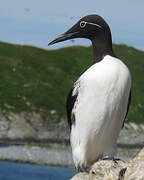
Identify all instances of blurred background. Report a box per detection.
[0,1,144,180]
[0,0,144,50]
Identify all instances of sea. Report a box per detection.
[0,161,76,180]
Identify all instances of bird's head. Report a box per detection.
[48,14,112,46]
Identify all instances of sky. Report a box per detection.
[0,0,144,50]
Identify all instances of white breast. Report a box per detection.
[70,55,131,169]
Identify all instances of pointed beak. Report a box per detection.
[48,31,79,46]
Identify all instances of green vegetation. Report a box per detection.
[0,158,71,167]
[0,41,144,124]
[26,143,70,151]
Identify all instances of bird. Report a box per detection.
[48,14,131,172]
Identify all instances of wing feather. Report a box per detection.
[66,81,80,130]
[122,90,131,128]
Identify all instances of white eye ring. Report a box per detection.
[80,21,87,28]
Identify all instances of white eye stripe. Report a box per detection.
[87,22,103,29]
[80,21,102,29]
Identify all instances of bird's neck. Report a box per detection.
[91,37,114,64]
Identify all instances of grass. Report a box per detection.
[0,158,72,167]
[0,41,144,124]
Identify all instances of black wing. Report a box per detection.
[66,88,78,130]
[122,90,131,128]
[66,82,79,131]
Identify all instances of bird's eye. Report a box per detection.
[80,21,87,28]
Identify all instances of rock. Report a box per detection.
[129,122,139,131]
[140,124,144,131]
[71,172,89,180]
[89,160,126,180]
[124,148,144,180]
[71,148,144,180]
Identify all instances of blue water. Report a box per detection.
[0,161,76,180]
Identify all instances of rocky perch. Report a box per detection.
[71,148,144,180]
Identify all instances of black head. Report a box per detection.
[48,15,114,62]
[48,15,112,45]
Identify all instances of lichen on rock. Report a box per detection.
[71,148,144,180]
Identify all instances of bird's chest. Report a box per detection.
[73,58,130,125]
[79,61,122,101]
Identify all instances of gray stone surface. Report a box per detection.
[0,111,144,148]
[0,143,141,167]
[0,145,73,166]
[71,148,144,180]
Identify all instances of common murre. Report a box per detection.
[48,14,131,172]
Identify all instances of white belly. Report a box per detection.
[70,55,131,169]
